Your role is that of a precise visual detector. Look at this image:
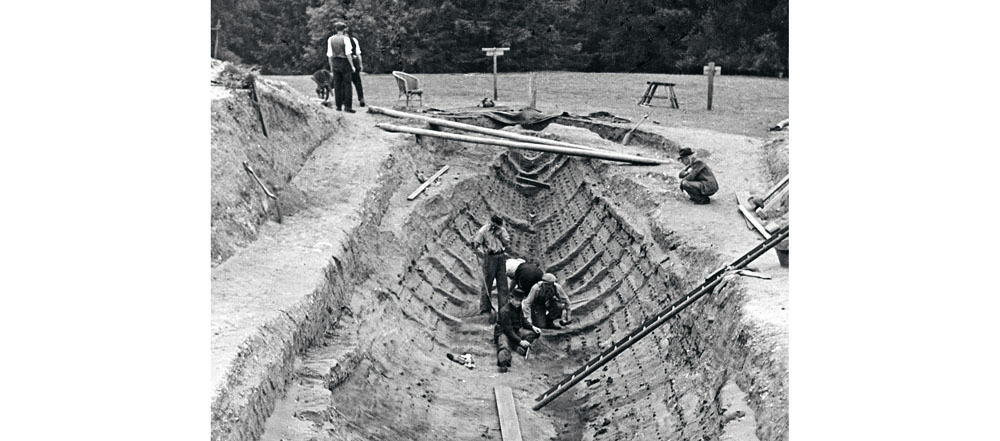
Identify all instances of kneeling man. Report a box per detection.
[494,290,540,372]
[523,273,572,330]
[678,147,719,204]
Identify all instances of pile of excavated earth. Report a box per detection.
[210,60,789,441]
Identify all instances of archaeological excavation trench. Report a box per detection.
[211,78,787,441]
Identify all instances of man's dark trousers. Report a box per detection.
[680,180,716,204]
[495,327,538,368]
[531,301,564,329]
[351,57,365,105]
[331,57,354,110]
[481,253,509,312]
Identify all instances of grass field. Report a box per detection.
[267,71,788,138]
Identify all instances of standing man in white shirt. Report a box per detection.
[326,22,356,112]
[473,214,511,315]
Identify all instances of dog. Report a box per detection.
[311,69,333,101]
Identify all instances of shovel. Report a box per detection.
[621,113,649,145]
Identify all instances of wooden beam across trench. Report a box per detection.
[375,123,666,166]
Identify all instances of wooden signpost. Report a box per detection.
[705,62,716,110]
[482,47,510,100]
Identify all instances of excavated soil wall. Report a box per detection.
[211,78,341,266]
[210,140,407,441]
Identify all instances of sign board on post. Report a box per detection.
[702,65,721,76]
[482,47,510,100]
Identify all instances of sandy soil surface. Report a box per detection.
[212,66,788,441]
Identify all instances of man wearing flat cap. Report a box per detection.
[326,21,357,112]
[522,273,572,330]
[677,147,719,204]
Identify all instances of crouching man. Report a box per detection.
[505,257,544,299]
[494,290,540,373]
[677,147,719,204]
[523,273,572,330]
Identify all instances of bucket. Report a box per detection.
[775,249,789,267]
[774,238,789,268]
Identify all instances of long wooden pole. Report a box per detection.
[493,54,499,100]
[376,123,666,165]
[368,106,604,152]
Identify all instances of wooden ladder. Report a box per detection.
[532,225,790,410]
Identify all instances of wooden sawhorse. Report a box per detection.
[638,81,679,108]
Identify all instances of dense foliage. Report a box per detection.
[211,0,787,76]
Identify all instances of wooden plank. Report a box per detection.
[407,165,450,200]
[494,385,524,441]
[516,175,551,189]
[737,269,771,280]
[737,203,771,240]
[735,191,755,212]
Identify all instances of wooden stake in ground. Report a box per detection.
[482,47,510,100]
[528,72,537,108]
[212,20,221,59]
[706,62,716,110]
[246,73,268,137]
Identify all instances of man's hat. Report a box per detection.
[542,273,557,283]
[678,147,694,159]
[491,214,504,225]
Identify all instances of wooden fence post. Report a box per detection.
[528,72,537,108]
[706,61,715,110]
[212,20,221,59]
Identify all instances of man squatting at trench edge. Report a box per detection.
[677,147,719,204]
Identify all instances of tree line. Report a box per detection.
[211,0,787,77]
